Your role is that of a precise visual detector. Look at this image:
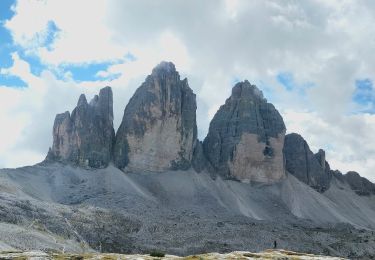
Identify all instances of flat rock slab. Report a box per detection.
[0,250,347,260]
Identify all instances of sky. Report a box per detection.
[1,0,375,181]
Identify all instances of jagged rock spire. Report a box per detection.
[283,133,375,195]
[46,86,115,168]
[113,61,198,172]
[283,133,332,192]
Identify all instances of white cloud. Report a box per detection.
[0,54,112,168]
[5,0,125,65]
[283,109,375,181]
[1,0,375,181]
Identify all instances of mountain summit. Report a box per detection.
[46,86,115,168]
[203,80,286,183]
[113,61,198,172]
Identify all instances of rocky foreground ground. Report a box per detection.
[0,249,347,260]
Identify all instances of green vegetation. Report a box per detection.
[149,250,166,257]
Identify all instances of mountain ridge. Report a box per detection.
[1,61,375,259]
[44,61,375,194]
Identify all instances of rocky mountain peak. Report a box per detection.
[98,86,114,121]
[151,61,177,75]
[203,81,286,183]
[344,171,375,196]
[283,133,375,195]
[77,94,88,106]
[113,61,198,172]
[284,133,332,192]
[315,149,326,170]
[46,87,115,168]
[231,80,265,100]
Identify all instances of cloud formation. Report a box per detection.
[1,0,375,181]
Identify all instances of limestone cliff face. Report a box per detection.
[41,63,375,200]
[203,81,286,183]
[283,133,332,192]
[113,62,198,172]
[47,87,115,168]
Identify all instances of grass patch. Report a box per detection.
[183,256,206,260]
[243,253,263,258]
[51,253,91,260]
[149,251,165,257]
[11,257,27,260]
[101,255,119,260]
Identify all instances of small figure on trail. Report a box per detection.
[273,240,277,249]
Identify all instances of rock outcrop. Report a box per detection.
[43,63,375,197]
[191,140,208,173]
[343,171,375,196]
[46,87,115,168]
[283,133,332,192]
[203,81,286,183]
[113,62,198,172]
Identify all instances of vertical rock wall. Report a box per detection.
[47,87,115,168]
[113,62,198,172]
[283,133,332,192]
[203,81,286,183]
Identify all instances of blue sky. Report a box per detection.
[0,0,24,86]
[276,71,375,115]
[353,79,375,114]
[1,0,375,181]
[276,72,315,96]
[1,0,373,111]
[0,0,47,85]
[0,0,126,85]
